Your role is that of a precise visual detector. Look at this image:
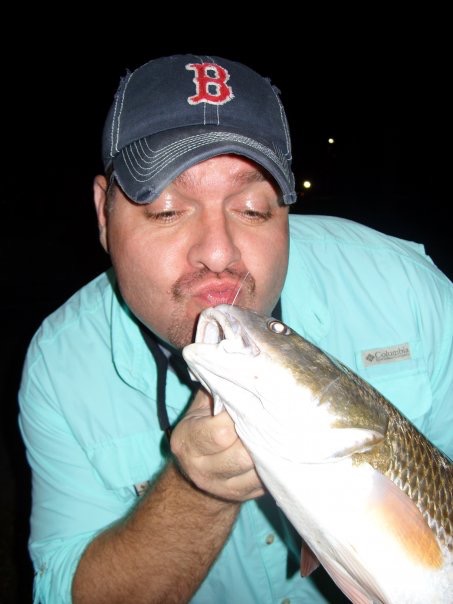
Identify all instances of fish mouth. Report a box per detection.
[195,305,260,356]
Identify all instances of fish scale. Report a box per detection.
[382,404,452,552]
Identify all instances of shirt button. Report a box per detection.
[281,599,291,604]
[265,533,275,545]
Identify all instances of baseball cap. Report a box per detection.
[102,54,297,204]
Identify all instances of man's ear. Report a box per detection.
[93,175,110,253]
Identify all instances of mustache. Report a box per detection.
[171,268,255,301]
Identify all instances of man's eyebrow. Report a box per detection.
[174,165,269,189]
[231,169,268,185]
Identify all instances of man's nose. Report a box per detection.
[187,212,241,273]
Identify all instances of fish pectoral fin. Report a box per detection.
[368,469,443,569]
[328,428,384,459]
[300,540,320,577]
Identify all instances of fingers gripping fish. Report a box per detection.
[182,304,453,604]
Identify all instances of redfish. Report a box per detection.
[183,304,452,604]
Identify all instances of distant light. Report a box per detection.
[328,138,335,144]
[303,180,312,189]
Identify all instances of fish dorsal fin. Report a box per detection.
[368,470,443,569]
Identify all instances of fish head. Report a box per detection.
[183,305,386,463]
[184,303,302,412]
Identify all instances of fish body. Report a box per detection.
[182,304,453,604]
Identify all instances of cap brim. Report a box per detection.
[112,126,297,205]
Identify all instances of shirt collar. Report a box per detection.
[281,233,331,343]
[109,277,158,396]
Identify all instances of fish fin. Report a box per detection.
[321,557,375,604]
[329,428,384,459]
[213,393,225,415]
[368,469,443,569]
[300,540,320,577]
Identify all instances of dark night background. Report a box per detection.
[1,17,450,603]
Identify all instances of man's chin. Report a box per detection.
[164,307,200,350]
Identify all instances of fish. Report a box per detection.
[182,304,453,604]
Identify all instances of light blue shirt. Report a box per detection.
[18,215,453,603]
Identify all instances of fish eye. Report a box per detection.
[267,320,291,335]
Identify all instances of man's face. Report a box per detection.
[95,155,290,349]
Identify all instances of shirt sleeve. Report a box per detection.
[18,344,139,603]
[26,535,95,604]
[424,285,453,458]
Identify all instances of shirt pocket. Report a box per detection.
[84,429,167,502]
[354,338,432,427]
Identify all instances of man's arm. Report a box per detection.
[72,462,238,604]
[72,389,264,603]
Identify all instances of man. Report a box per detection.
[19,54,453,603]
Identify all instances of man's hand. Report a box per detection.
[171,389,265,501]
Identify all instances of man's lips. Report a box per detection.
[191,282,243,305]
[172,270,255,306]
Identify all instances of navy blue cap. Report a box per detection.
[102,54,297,204]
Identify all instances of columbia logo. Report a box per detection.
[362,343,411,367]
